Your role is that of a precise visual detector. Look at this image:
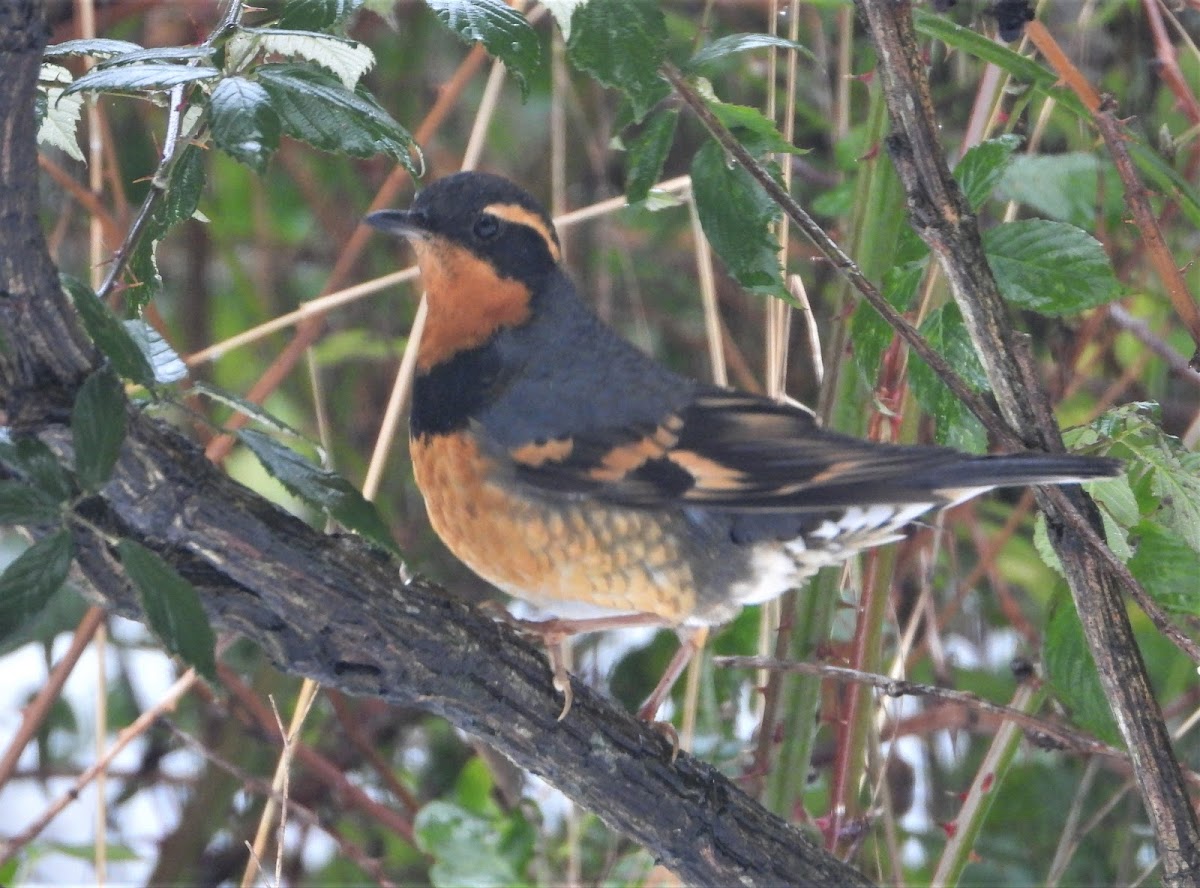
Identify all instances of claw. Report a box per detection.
[649,719,681,763]
[546,635,574,720]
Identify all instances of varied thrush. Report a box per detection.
[367,171,1120,719]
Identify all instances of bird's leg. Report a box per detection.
[637,625,710,722]
[504,613,672,720]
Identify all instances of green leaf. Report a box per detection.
[124,321,189,384]
[94,46,216,68]
[909,304,988,452]
[1129,140,1200,230]
[415,800,534,888]
[913,11,1090,118]
[163,141,206,226]
[64,63,220,96]
[62,277,156,386]
[127,214,167,307]
[118,540,217,680]
[227,29,376,89]
[0,437,73,503]
[624,110,678,203]
[276,0,364,31]
[690,141,785,298]
[851,260,924,387]
[256,64,419,174]
[44,38,143,58]
[72,368,127,492]
[238,429,398,552]
[567,0,668,121]
[1065,403,1200,552]
[38,63,85,162]
[191,382,310,439]
[685,33,812,71]
[953,134,1022,211]
[1128,522,1200,614]
[1148,450,1200,554]
[210,76,281,173]
[425,0,542,99]
[983,220,1119,315]
[0,531,74,643]
[1043,594,1122,746]
[0,481,63,525]
[997,153,1104,229]
[707,98,805,158]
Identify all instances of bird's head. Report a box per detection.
[366,172,563,369]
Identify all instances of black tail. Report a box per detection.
[932,453,1122,490]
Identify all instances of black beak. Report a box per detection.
[365,209,426,237]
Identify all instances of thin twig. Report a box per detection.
[660,62,1018,448]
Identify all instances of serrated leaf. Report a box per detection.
[256,64,419,174]
[1086,474,1140,529]
[228,29,375,89]
[425,0,541,99]
[1036,500,1133,574]
[983,220,1119,315]
[72,369,127,492]
[127,227,165,308]
[624,110,677,204]
[37,64,85,162]
[691,141,786,299]
[909,304,988,452]
[685,33,813,71]
[567,0,668,121]
[124,321,189,384]
[163,141,206,225]
[210,76,280,173]
[238,429,397,552]
[1149,450,1200,553]
[276,0,364,31]
[851,260,925,387]
[0,531,74,643]
[62,277,156,386]
[540,0,584,39]
[44,38,143,58]
[1065,403,1200,552]
[0,438,73,503]
[1128,522,1200,614]
[0,481,63,525]
[1043,595,1122,746]
[94,46,215,68]
[191,382,310,440]
[953,134,1022,211]
[997,153,1104,230]
[707,98,805,158]
[64,63,220,96]
[118,540,216,680]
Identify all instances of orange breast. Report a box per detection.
[411,431,697,622]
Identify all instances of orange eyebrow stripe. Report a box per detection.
[482,202,561,262]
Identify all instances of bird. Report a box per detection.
[366,171,1122,721]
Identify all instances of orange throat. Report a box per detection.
[413,238,532,370]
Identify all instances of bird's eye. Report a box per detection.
[473,215,500,240]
